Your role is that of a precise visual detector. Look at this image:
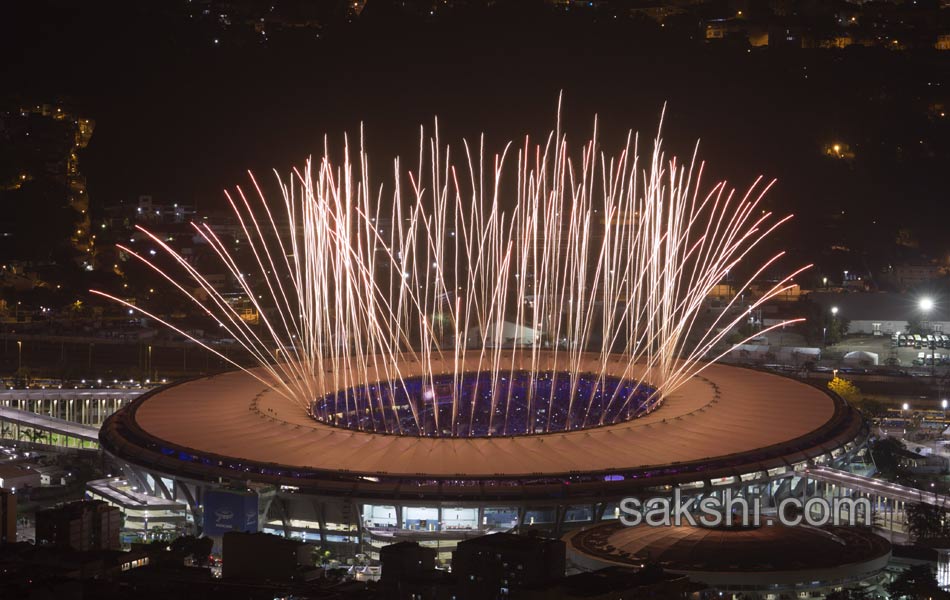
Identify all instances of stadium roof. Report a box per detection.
[105,355,857,483]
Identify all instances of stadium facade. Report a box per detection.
[99,354,867,561]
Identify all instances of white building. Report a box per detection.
[468,321,542,348]
[809,292,950,336]
[0,465,42,491]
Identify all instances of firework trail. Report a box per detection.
[92,106,808,437]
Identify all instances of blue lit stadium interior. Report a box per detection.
[311,370,658,437]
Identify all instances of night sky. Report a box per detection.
[2,0,949,277]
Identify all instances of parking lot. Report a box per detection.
[729,330,949,380]
[829,333,950,371]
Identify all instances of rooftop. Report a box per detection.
[458,532,561,551]
[810,292,950,322]
[567,521,891,574]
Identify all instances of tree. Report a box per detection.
[886,563,950,599]
[906,502,950,541]
[0,179,81,263]
[313,546,333,566]
[828,376,861,404]
[852,398,886,418]
[169,535,213,566]
[795,297,850,346]
[906,315,926,336]
[870,437,905,479]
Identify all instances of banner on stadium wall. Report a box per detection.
[202,489,259,536]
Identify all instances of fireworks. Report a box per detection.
[92,106,808,437]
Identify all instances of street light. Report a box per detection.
[824,306,839,347]
[16,340,22,372]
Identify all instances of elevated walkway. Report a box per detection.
[0,405,99,448]
[806,466,950,508]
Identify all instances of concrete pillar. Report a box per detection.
[554,505,566,536]
[352,499,365,553]
[315,500,328,545]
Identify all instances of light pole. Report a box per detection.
[920,297,936,377]
[16,340,22,372]
[825,306,839,347]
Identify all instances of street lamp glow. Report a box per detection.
[942,399,948,409]
[831,306,839,316]
[902,402,910,411]
[920,297,935,312]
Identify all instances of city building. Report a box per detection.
[453,532,566,598]
[36,499,122,552]
[891,263,945,289]
[132,195,197,224]
[0,464,41,491]
[0,542,150,592]
[380,541,436,580]
[85,477,189,542]
[379,541,455,599]
[35,464,70,486]
[1,488,15,544]
[810,292,950,336]
[221,531,316,582]
[522,565,700,599]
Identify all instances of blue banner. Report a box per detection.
[202,489,258,536]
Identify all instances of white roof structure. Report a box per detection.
[101,354,862,492]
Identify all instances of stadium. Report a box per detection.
[93,115,869,561]
[99,352,868,560]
